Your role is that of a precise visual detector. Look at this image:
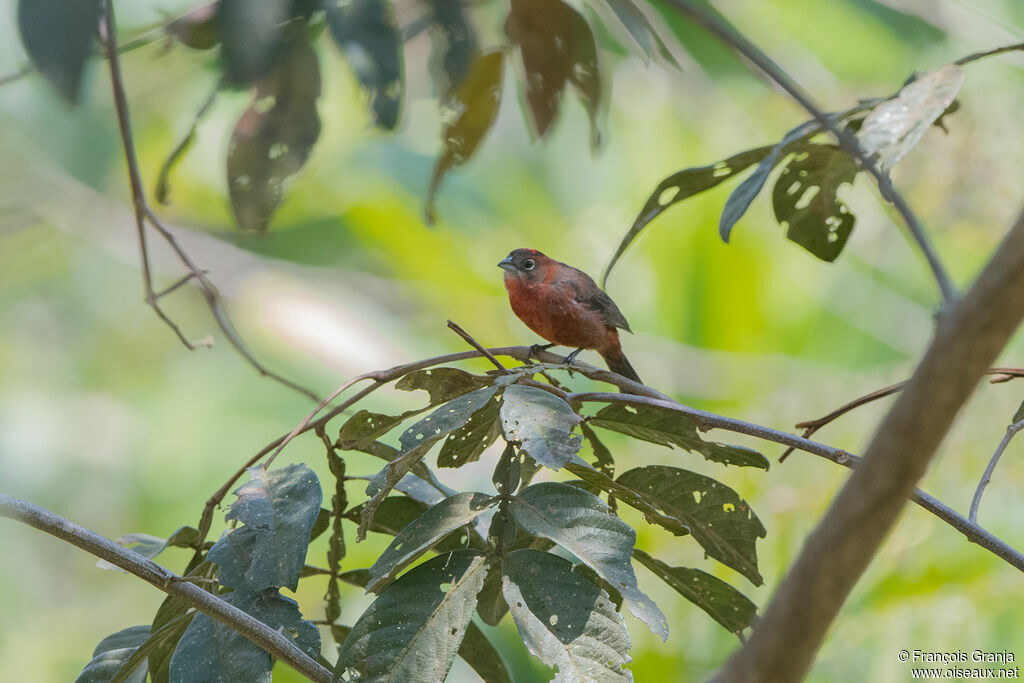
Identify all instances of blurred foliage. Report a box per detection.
[3,0,1024,681]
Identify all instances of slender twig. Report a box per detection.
[0,495,332,683]
[99,2,319,401]
[657,0,955,304]
[447,320,509,374]
[955,41,1024,66]
[970,418,1024,523]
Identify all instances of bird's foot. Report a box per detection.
[564,348,584,365]
[528,343,555,360]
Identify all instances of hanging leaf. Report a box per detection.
[772,144,859,262]
[425,50,504,223]
[506,0,602,143]
[439,393,502,467]
[75,625,149,683]
[327,0,403,129]
[600,0,679,67]
[502,549,633,682]
[216,0,291,85]
[206,464,323,592]
[617,466,766,585]
[511,482,668,639]
[476,560,509,626]
[633,549,756,636]
[500,385,582,470]
[603,145,774,285]
[17,0,102,104]
[589,403,770,469]
[166,4,219,50]
[459,623,512,683]
[858,64,965,168]
[367,492,497,592]
[227,36,321,232]
[420,0,479,95]
[336,550,488,681]
[395,367,495,405]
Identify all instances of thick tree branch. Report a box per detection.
[715,207,1024,682]
[0,495,332,683]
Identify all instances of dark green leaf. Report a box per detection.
[170,590,319,681]
[367,492,496,592]
[17,0,101,104]
[589,403,769,469]
[633,549,756,636]
[772,144,859,262]
[335,550,488,682]
[502,549,632,681]
[166,4,219,50]
[227,36,321,232]
[216,0,290,85]
[75,625,149,683]
[112,613,194,683]
[565,462,689,537]
[618,466,765,585]
[337,409,412,450]
[459,622,512,683]
[395,367,494,404]
[476,559,509,626]
[439,391,502,467]
[310,507,331,542]
[600,0,679,67]
[155,88,218,205]
[604,145,773,285]
[719,120,820,243]
[359,386,499,540]
[327,0,403,129]
[421,0,478,95]
[326,447,347,622]
[347,495,426,538]
[511,482,667,639]
[207,463,323,592]
[581,422,615,478]
[500,385,582,470]
[425,50,504,224]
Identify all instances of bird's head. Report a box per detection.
[498,248,552,283]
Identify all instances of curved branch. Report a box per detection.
[0,495,332,683]
[970,418,1024,523]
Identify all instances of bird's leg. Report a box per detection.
[528,342,555,360]
[564,348,584,365]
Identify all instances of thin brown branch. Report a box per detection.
[970,418,1024,523]
[955,41,1024,66]
[0,495,331,683]
[99,3,319,402]
[447,320,509,373]
[656,0,956,304]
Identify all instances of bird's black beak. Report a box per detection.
[498,256,516,272]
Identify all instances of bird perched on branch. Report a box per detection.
[498,248,642,384]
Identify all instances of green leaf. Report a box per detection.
[227,36,321,232]
[581,421,615,478]
[476,559,509,626]
[439,391,502,468]
[719,120,820,243]
[604,145,772,285]
[600,0,679,67]
[170,591,319,681]
[75,625,150,683]
[17,0,101,104]
[207,463,323,592]
[500,385,582,470]
[310,507,331,542]
[111,613,194,683]
[335,550,488,682]
[395,367,495,405]
[589,403,769,469]
[858,64,965,168]
[633,549,756,636]
[617,466,766,585]
[327,0,403,129]
[772,144,859,262]
[337,409,413,450]
[166,4,219,50]
[506,0,602,144]
[511,482,667,639]
[148,609,201,683]
[421,0,478,95]
[425,50,504,224]
[502,549,632,681]
[359,386,499,540]
[564,463,690,537]
[367,492,497,592]
[459,622,512,683]
[216,0,290,85]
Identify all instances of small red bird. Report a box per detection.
[499,248,642,383]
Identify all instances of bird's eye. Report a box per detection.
[523,259,535,271]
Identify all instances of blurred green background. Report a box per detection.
[2,0,1024,680]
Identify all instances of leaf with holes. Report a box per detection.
[421,0,478,95]
[772,144,859,262]
[506,0,602,144]
[367,492,497,592]
[396,367,495,405]
[359,386,500,540]
[216,0,290,85]
[337,409,414,450]
[476,560,509,626]
[600,0,679,67]
[76,625,149,683]
[206,463,322,592]
[618,466,765,585]
[589,403,769,469]
[858,64,965,168]
[503,549,632,682]
[425,50,504,223]
[327,0,403,129]
[335,550,488,682]
[439,391,502,467]
[633,549,756,636]
[565,462,689,537]
[500,385,582,470]
[170,591,319,681]
[17,0,102,104]
[510,482,667,639]
[227,36,321,232]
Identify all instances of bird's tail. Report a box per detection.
[600,348,642,387]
